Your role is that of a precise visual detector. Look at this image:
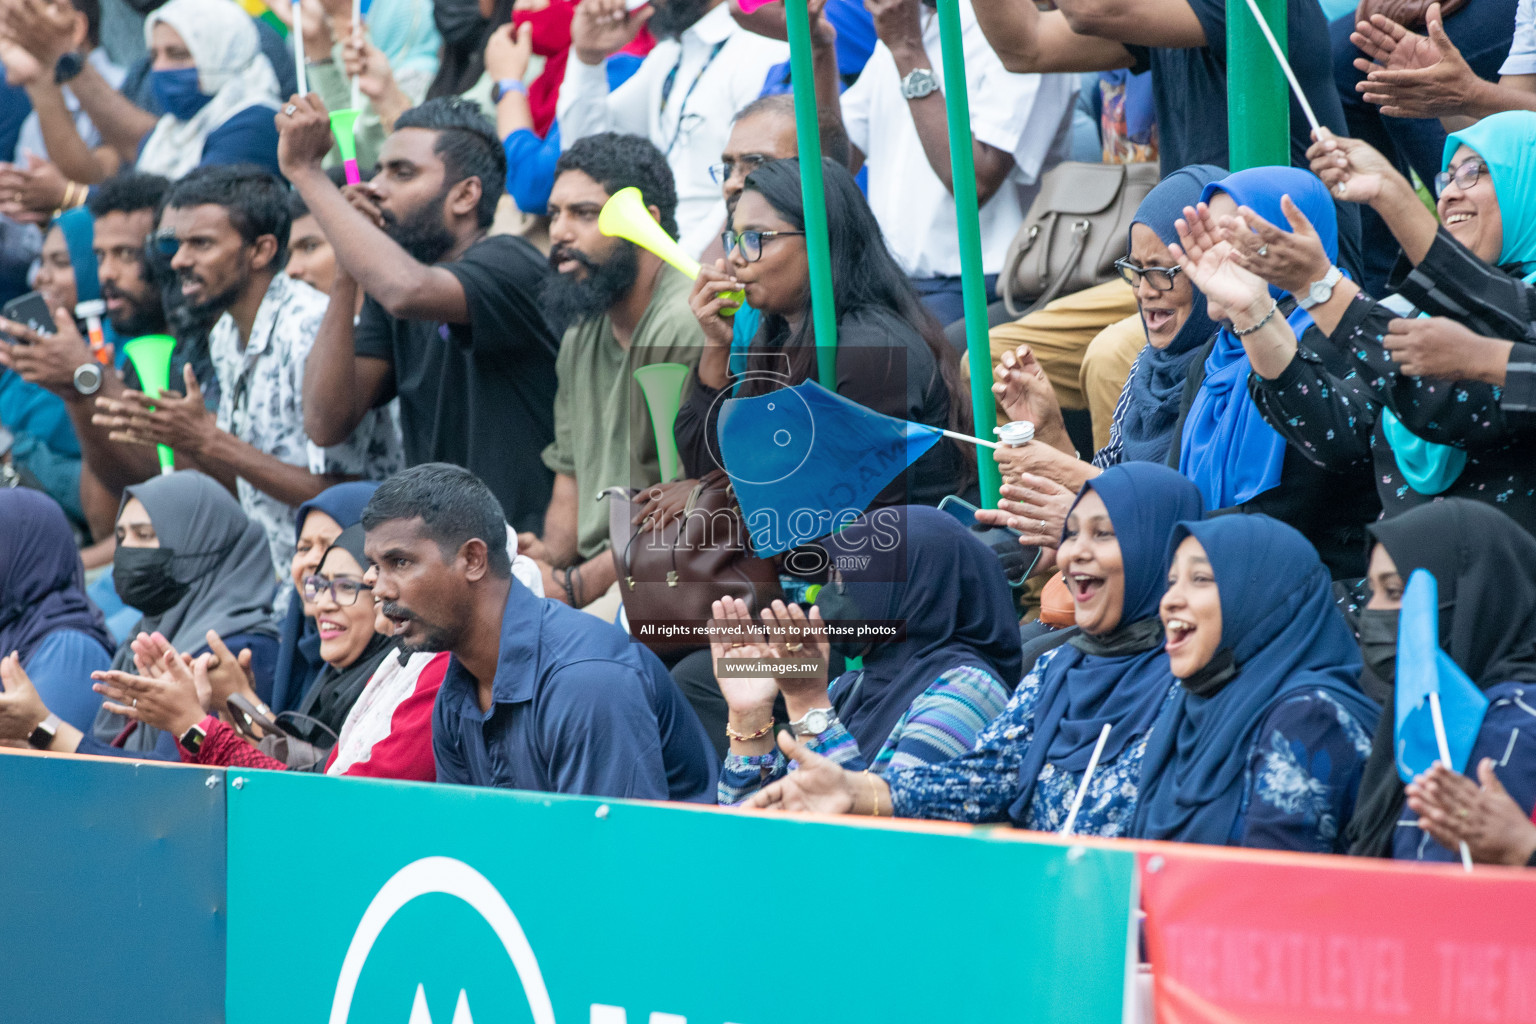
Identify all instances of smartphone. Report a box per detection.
[938,495,1040,588]
[1,291,56,343]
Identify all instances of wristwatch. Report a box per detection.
[53,52,85,84]
[1298,265,1344,310]
[27,713,61,750]
[493,78,527,103]
[73,362,103,396]
[900,67,940,100]
[179,721,208,755]
[788,706,837,738]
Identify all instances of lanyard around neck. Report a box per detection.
[659,37,729,155]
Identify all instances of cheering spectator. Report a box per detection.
[815,0,1076,326]
[1132,514,1377,852]
[679,157,967,508]
[1220,119,1536,537]
[0,174,174,507]
[0,471,278,759]
[558,0,789,257]
[282,94,561,536]
[362,463,718,799]
[715,506,1018,805]
[1165,166,1381,577]
[746,463,1201,832]
[95,165,403,581]
[1346,500,1536,861]
[0,489,114,732]
[269,481,379,715]
[517,133,704,610]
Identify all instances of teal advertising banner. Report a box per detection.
[0,754,226,1024]
[225,772,1136,1024]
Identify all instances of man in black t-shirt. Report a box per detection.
[968,0,1362,278]
[278,94,559,534]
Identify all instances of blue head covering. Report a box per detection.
[1177,168,1338,510]
[1005,464,1203,827]
[820,506,1024,759]
[269,481,380,715]
[0,489,114,663]
[1444,111,1536,274]
[1117,164,1225,465]
[1131,514,1377,845]
[366,0,442,84]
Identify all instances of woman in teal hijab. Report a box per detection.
[1213,112,1536,538]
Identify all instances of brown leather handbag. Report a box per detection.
[1000,160,1161,317]
[605,470,783,653]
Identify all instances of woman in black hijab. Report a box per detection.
[1346,499,1536,861]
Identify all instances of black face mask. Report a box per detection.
[814,586,872,661]
[114,546,189,616]
[1357,608,1399,686]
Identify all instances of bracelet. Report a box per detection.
[866,771,880,817]
[569,562,585,606]
[725,718,774,742]
[1231,299,1279,337]
[558,566,578,605]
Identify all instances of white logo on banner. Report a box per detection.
[328,856,556,1024]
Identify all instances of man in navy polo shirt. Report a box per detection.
[361,462,717,800]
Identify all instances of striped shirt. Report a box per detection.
[717,664,1011,806]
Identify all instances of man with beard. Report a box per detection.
[518,133,703,612]
[558,0,788,258]
[280,94,559,536]
[99,164,403,580]
[362,462,717,800]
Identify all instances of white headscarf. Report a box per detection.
[137,0,282,178]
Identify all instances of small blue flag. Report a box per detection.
[1395,568,1489,783]
[716,381,945,556]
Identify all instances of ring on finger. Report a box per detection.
[132,697,138,708]
[785,642,804,652]
[1038,519,1046,531]
[1257,245,1268,257]
[284,104,297,116]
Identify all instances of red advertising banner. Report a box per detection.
[1140,843,1536,1024]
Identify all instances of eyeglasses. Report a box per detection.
[1434,160,1486,195]
[708,154,770,185]
[722,228,806,263]
[302,574,374,607]
[1113,257,1183,292]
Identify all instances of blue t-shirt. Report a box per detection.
[24,628,113,732]
[433,580,718,801]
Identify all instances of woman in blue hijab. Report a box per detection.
[269,481,380,716]
[1131,514,1378,851]
[743,465,1203,832]
[0,489,114,730]
[714,506,1019,805]
[1166,166,1381,578]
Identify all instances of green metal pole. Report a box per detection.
[783,0,839,390]
[935,0,1000,508]
[1227,0,1290,171]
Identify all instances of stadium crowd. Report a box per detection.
[2,0,1536,870]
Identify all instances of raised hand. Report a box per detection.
[1351,10,1438,72]
[1170,203,1269,322]
[993,472,1076,548]
[991,344,1068,440]
[1220,195,1335,298]
[1307,130,1399,205]
[1354,4,1479,119]
[571,0,651,66]
[758,600,830,713]
[92,640,207,738]
[0,651,51,742]
[688,261,743,348]
[710,597,779,745]
[484,21,535,82]
[1406,759,1536,866]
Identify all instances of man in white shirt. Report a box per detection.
[819,0,1075,327]
[558,0,788,258]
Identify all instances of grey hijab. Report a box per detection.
[93,471,277,752]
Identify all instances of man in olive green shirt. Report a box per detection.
[519,133,704,609]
